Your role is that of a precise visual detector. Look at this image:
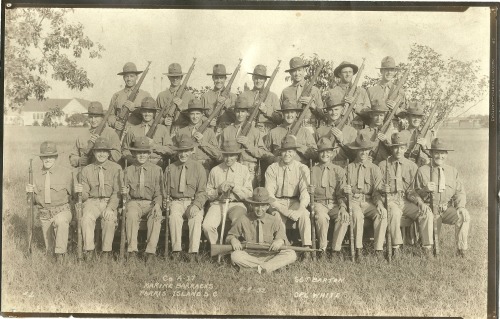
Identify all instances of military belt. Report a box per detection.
[39,203,71,220]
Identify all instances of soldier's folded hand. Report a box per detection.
[383,183,391,193]
[288,210,301,222]
[416,138,427,147]
[74,183,83,193]
[377,133,387,142]
[230,237,242,251]
[89,133,99,143]
[307,185,316,195]
[79,156,89,166]
[269,239,284,251]
[150,204,161,219]
[210,118,217,127]
[236,136,249,147]
[344,95,355,105]
[193,132,203,142]
[258,102,267,112]
[299,96,312,105]
[426,182,436,193]
[173,97,182,107]
[417,201,432,217]
[123,100,134,110]
[386,99,396,109]
[338,207,350,224]
[103,208,115,220]
[114,121,125,131]
[343,185,352,195]
[376,203,387,219]
[331,127,343,143]
[164,116,173,126]
[188,205,200,219]
[121,186,129,195]
[26,184,34,193]
[457,207,470,223]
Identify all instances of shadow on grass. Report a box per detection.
[6,213,45,252]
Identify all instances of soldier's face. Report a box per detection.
[94,150,110,164]
[123,73,138,87]
[223,154,238,167]
[327,106,343,121]
[371,112,386,126]
[252,75,267,89]
[168,75,183,87]
[212,75,227,90]
[283,110,298,124]
[409,115,423,128]
[89,115,103,128]
[178,149,194,163]
[392,145,407,159]
[381,69,397,82]
[357,149,370,161]
[251,203,269,219]
[281,149,296,164]
[235,109,249,123]
[134,151,150,164]
[41,156,57,170]
[290,67,305,83]
[189,111,202,125]
[319,150,332,163]
[340,67,354,83]
[431,150,448,166]
[141,110,155,123]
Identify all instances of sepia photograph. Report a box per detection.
[1,2,496,318]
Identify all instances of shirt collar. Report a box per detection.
[95,161,110,170]
[292,80,306,87]
[136,163,148,171]
[338,82,350,89]
[320,162,331,170]
[222,163,235,172]
[249,214,267,224]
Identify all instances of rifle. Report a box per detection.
[27,159,34,255]
[370,94,404,161]
[430,161,439,256]
[210,242,321,257]
[82,108,116,157]
[116,61,153,140]
[163,159,171,258]
[343,58,366,110]
[197,59,243,134]
[120,159,128,261]
[76,165,83,261]
[309,159,317,261]
[346,159,355,262]
[218,192,230,263]
[148,58,197,138]
[385,159,391,262]
[289,62,325,136]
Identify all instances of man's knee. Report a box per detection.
[231,250,247,263]
[228,206,247,223]
[126,204,142,221]
[282,249,297,262]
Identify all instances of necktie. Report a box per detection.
[144,124,150,135]
[256,219,264,243]
[139,166,145,198]
[395,161,403,191]
[321,166,330,194]
[384,85,390,101]
[296,83,303,101]
[44,171,51,204]
[282,167,290,197]
[438,167,445,193]
[235,125,241,138]
[179,164,186,193]
[357,164,365,190]
[98,166,105,197]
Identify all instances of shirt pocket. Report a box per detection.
[51,183,68,194]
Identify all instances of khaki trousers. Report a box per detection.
[351,199,387,250]
[125,200,162,254]
[202,202,247,244]
[170,200,203,253]
[271,198,312,246]
[81,198,117,252]
[231,249,297,273]
[435,206,470,250]
[40,209,72,254]
[313,202,344,251]
[388,197,433,246]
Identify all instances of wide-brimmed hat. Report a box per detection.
[128,136,152,152]
[220,140,243,154]
[347,131,376,150]
[117,62,143,75]
[186,99,207,112]
[83,101,105,116]
[163,63,186,76]
[174,134,198,151]
[207,64,231,76]
[248,64,271,78]
[427,138,454,152]
[285,57,309,73]
[358,100,390,119]
[245,187,276,204]
[334,61,359,78]
[278,135,299,152]
[278,99,303,112]
[325,94,344,110]
[234,96,252,110]
[138,97,158,111]
[376,56,400,70]
[398,101,425,117]
[390,131,411,147]
[92,137,113,151]
[317,137,335,152]
[36,141,59,157]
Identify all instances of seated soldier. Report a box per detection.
[203,140,253,247]
[75,137,121,261]
[398,101,432,166]
[414,138,470,257]
[265,135,312,260]
[121,136,163,262]
[308,138,347,260]
[26,141,73,262]
[343,131,387,261]
[226,187,297,273]
[378,132,433,259]
[165,135,208,262]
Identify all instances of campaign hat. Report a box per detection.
[278,135,300,152]
[138,97,158,111]
[163,63,186,76]
[334,61,359,78]
[92,137,113,151]
[117,62,143,75]
[390,131,411,147]
[174,134,198,151]
[234,96,252,110]
[317,137,335,152]
[398,101,425,117]
[285,57,310,73]
[278,99,303,112]
[376,56,400,70]
[207,64,232,76]
[186,99,207,112]
[245,187,275,204]
[83,101,105,116]
[347,131,376,150]
[128,136,152,152]
[427,138,454,152]
[248,64,271,78]
[324,94,344,110]
[36,141,59,157]
[220,140,243,154]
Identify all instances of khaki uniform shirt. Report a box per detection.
[345,160,383,205]
[124,161,162,207]
[378,156,419,201]
[239,88,281,124]
[220,124,271,163]
[404,128,432,163]
[315,122,357,164]
[367,81,406,106]
[81,160,121,210]
[107,88,151,128]
[156,87,195,128]
[327,83,371,114]
[33,164,73,209]
[279,80,324,122]
[310,162,346,206]
[359,125,396,165]
[69,125,122,167]
[165,159,207,209]
[265,160,310,208]
[207,162,253,203]
[201,88,237,126]
[414,164,466,208]
[175,122,221,162]
[265,124,317,162]
[226,213,288,245]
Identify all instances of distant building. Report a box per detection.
[442,116,482,129]
[20,98,91,126]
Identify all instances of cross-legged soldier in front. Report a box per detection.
[378,132,433,259]
[308,138,347,260]
[414,138,470,258]
[26,141,73,262]
[343,131,387,261]
[165,136,208,262]
[122,137,163,262]
[75,137,121,261]
[227,187,297,273]
[265,135,312,260]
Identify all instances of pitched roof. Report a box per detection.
[22,98,91,112]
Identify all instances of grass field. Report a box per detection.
[1,126,489,317]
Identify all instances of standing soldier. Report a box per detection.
[327,61,371,130]
[26,141,73,261]
[75,137,121,261]
[165,135,208,262]
[239,64,281,134]
[280,57,324,133]
[122,137,163,262]
[343,131,387,260]
[265,100,317,165]
[314,95,358,168]
[265,135,312,259]
[107,62,152,130]
[378,132,434,258]
[203,140,253,247]
[156,63,196,134]
[414,138,470,257]
[220,95,272,186]
[399,101,432,166]
[307,138,347,259]
[201,64,237,132]
[175,99,221,174]
[69,101,121,167]
[122,97,175,168]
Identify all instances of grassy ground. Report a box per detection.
[1,126,489,317]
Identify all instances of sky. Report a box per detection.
[10,6,492,115]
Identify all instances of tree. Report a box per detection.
[66,113,88,126]
[4,8,104,111]
[42,107,64,127]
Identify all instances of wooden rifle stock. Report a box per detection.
[120,159,128,261]
[346,159,355,262]
[27,159,34,255]
[385,159,391,262]
[430,161,439,256]
[83,105,116,156]
[309,159,317,261]
[76,165,83,261]
[164,159,171,258]
[210,242,320,257]
[343,58,366,109]
[370,94,404,160]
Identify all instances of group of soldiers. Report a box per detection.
[26,55,470,274]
